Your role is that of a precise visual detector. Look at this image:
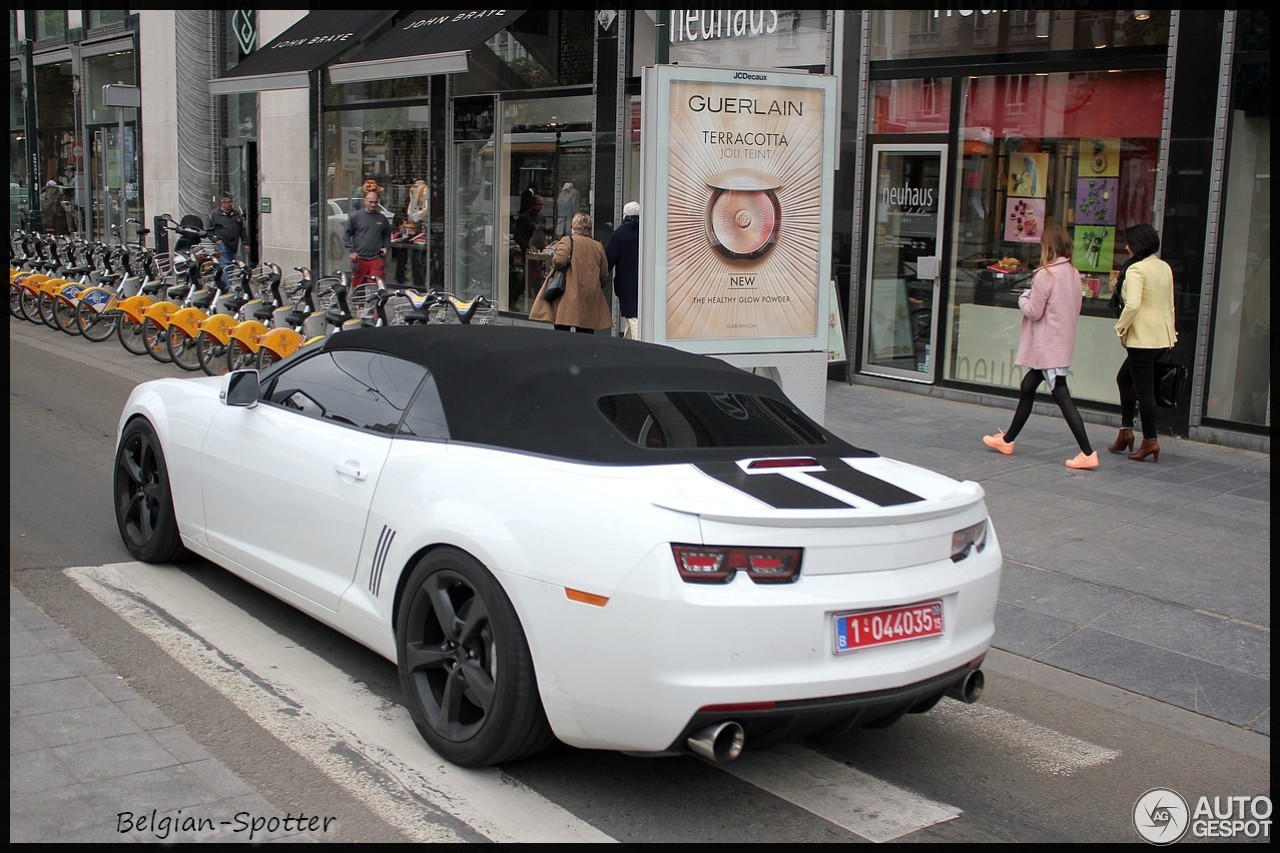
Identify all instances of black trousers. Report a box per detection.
[1117,347,1163,439]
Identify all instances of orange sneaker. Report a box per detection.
[982,431,1015,455]
[1066,451,1100,469]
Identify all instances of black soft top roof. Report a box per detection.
[321,325,863,462]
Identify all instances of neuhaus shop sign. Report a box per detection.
[669,9,782,42]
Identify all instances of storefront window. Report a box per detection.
[945,70,1164,402]
[83,51,140,242]
[33,61,76,231]
[86,11,128,30]
[1205,19,1270,429]
[321,103,435,287]
[10,68,29,227]
[33,10,67,43]
[453,10,595,96]
[871,9,1170,60]
[494,94,593,313]
[871,78,951,134]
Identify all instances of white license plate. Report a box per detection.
[834,600,943,654]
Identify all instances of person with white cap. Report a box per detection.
[606,201,641,339]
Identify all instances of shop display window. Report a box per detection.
[321,105,436,288]
[1205,21,1270,429]
[871,9,1170,61]
[945,70,1164,403]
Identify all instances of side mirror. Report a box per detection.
[220,369,261,408]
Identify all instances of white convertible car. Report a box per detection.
[114,325,1001,767]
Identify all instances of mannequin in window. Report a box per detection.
[405,180,429,287]
[555,182,580,238]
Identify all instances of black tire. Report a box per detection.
[167,326,202,371]
[196,333,230,376]
[77,303,120,342]
[38,291,60,329]
[118,316,149,355]
[256,347,283,370]
[143,318,173,363]
[19,287,43,323]
[10,281,26,318]
[396,548,554,767]
[54,295,81,335]
[226,337,258,372]
[113,417,186,563]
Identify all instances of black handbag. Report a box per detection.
[1107,287,1123,319]
[542,235,573,302]
[1154,350,1187,410]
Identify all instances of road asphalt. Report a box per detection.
[10,324,1270,841]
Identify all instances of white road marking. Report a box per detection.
[68,562,1121,844]
[931,700,1120,775]
[717,744,961,843]
[66,563,616,844]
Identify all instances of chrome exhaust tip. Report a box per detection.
[686,721,745,763]
[946,668,985,704]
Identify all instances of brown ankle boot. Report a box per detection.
[1108,427,1134,454]
[1127,438,1160,463]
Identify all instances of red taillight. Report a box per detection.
[746,457,818,470]
[671,544,802,584]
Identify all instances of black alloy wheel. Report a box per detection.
[396,548,553,767]
[113,418,186,563]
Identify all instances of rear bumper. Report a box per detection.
[667,658,984,753]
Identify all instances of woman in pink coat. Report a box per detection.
[983,225,1098,469]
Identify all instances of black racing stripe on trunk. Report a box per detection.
[809,458,924,506]
[695,462,851,509]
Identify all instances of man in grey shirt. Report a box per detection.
[344,190,392,286]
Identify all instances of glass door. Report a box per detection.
[451,97,496,300]
[861,143,948,381]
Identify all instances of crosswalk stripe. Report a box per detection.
[67,563,617,844]
[717,744,961,842]
[930,701,1120,776]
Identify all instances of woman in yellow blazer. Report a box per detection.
[1111,223,1177,462]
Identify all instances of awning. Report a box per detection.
[328,10,524,85]
[209,10,394,95]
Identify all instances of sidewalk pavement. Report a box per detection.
[10,377,1270,842]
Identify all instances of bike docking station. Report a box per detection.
[638,64,839,424]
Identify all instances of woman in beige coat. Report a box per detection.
[1111,223,1177,462]
[530,212,612,333]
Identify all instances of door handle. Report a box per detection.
[335,460,368,481]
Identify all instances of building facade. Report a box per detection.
[10,9,1269,450]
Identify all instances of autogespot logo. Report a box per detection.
[1134,788,1189,845]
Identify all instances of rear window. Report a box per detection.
[599,392,828,449]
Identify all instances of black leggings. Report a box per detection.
[553,325,595,334]
[1116,347,1161,440]
[1004,369,1093,453]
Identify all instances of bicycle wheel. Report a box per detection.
[167,326,202,371]
[142,318,174,363]
[19,288,43,323]
[257,347,284,370]
[54,296,81,335]
[9,284,25,318]
[118,316,149,355]
[196,333,230,376]
[77,303,120,342]
[226,337,258,372]
[38,291,60,329]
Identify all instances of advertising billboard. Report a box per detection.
[640,64,837,355]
